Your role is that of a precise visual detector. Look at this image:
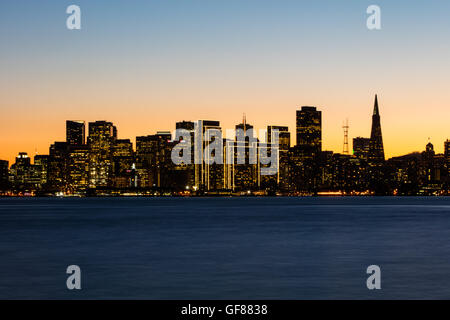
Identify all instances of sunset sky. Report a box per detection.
[1,0,449,164]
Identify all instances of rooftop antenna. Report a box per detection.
[343,119,349,155]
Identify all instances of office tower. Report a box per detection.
[136,132,174,189]
[112,139,134,188]
[67,145,90,193]
[9,152,31,186]
[267,126,290,190]
[445,140,450,167]
[445,140,450,187]
[194,120,223,191]
[420,141,441,187]
[47,142,70,190]
[87,121,116,187]
[385,153,420,195]
[353,137,371,160]
[268,126,290,151]
[235,114,254,136]
[34,154,49,187]
[0,160,9,190]
[176,121,195,131]
[175,121,196,189]
[296,106,322,156]
[66,120,85,145]
[9,152,43,189]
[368,95,385,164]
[230,117,257,191]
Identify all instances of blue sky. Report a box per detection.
[1,1,450,163]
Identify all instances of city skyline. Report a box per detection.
[1,93,449,197]
[2,1,450,164]
[1,94,448,165]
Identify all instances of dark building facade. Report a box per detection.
[296,106,322,156]
[66,120,85,145]
[195,120,224,191]
[446,140,450,178]
[0,160,9,190]
[232,118,257,191]
[266,125,290,191]
[368,95,385,164]
[353,137,370,160]
[136,132,176,189]
[112,139,135,189]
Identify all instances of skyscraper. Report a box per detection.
[445,140,450,179]
[353,137,371,160]
[194,120,223,191]
[136,132,174,189]
[47,142,69,190]
[296,106,322,156]
[0,160,9,190]
[267,125,290,189]
[232,117,257,191]
[67,145,90,192]
[368,95,385,164]
[174,121,196,189]
[445,140,450,163]
[66,120,86,145]
[112,139,134,189]
[87,121,116,187]
[34,154,49,187]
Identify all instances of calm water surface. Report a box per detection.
[0,197,450,299]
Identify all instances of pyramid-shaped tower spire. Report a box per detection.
[373,94,379,116]
[369,94,385,163]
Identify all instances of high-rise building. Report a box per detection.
[194,120,224,191]
[112,139,134,188]
[267,126,290,190]
[230,117,258,191]
[136,132,174,189]
[9,153,45,189]
[175,121,196,188]
[353,137,371,160]
[47,142,69,190]
[444,140,450,185]
[10,152,31,186]
[296,106,322,156]
[34,154,49,187]
[66,120,85,145]
[445,140,450,166]
[368,95,385,164]
[267,125,290,151]
[0,160,9,190]
[87,121,116,187]
[67,145,89,192]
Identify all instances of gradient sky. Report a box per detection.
[1,0,450,164]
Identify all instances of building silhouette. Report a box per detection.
[0,160,9,190]
[66,120,85,145]
[296,106,322,156]
[368,95,385,164]
[1,95,449,196]
[353,137,370,160]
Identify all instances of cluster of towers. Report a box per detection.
[0,95,449,196]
